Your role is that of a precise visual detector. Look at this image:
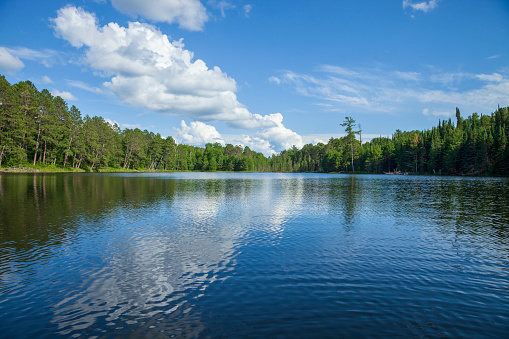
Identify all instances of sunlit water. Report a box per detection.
[0,172,508,337]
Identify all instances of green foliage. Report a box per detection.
[270,108,509,176]
[1,74,509,176]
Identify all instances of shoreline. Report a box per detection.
[0,167,504,178]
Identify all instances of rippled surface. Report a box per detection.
[1,173,508,337]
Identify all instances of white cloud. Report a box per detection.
[278,70,371,108]
[173,115,304,155]
[52,89,78,101]
[104,118,140,130]
[256,113,303,151]
[274,65,509,117]
[227,113,304,155]
[268,76,281,85]
[403,0,439,13]
[4,47,60,68]
[422,108,453,117]
[104,118,119,127]
[110,0,208,31]
[243,4,252,17]
[319,65,361,77]
[42,76,53,84]
[51,6,279,128]
[68,80,104,93]
[476,73,503,82]
[122,123,142,129]
[239,135,274,155]
[175,120,225,146]
[394,71,421,81]
[209,1,236,18]
[52,6,303,153]
[0,47,25,73]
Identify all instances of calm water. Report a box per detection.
[0,172,508,338]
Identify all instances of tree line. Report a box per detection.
[0,76,271,172]
[275,107,509,176]
[1,75,508,175]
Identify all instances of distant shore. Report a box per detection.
[0,167,502,177]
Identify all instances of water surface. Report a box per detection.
[0,173,508,337]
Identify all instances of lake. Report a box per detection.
[0,172,508,337]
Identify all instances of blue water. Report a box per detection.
[0,172,508,337]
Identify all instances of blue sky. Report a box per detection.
[1,0,508,155]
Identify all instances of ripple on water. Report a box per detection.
[1,173,509,337]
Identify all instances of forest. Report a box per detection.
[1,75,508,176]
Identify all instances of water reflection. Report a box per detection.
[0,173,508,337]
[0,173,310,337]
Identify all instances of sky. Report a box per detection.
[1,0,508,155]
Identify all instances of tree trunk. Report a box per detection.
[33,119,42,166]
[350,139,355,173]
[42,140,47,164]
[63,151,68,169]
[0,144,5,167]
[63,135,74,169]
[123,148,131,169]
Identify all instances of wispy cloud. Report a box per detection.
[403,0,439,13]
[271,65,509,117]
[422,108,453,117]
[208,1,236,18]
[476,73,503,82]
[67,80,104,93]
[243,4,253,18]
[268,76,281,85]
[4,47,61,67]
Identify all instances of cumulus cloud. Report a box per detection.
[111,0,208,31]
[51,6,303,153]
[403,0,439,13]
[256,113,303,151]
[52,89,78,101]
[175,120,225,146]
[239,135,274,155]
[51,6,279,128]
[230,113,304,155]
[0,47,25,73]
